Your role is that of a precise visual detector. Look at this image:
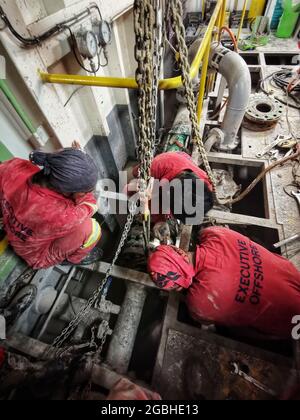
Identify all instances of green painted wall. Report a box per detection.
[0,140,13,162]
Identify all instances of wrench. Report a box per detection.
[256,135,292,158]
[269,149,280,161]
[230,363,277,397]
[292,190,300,214]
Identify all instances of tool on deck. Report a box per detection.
[256,135,293,158]
[274,233,300,249]
[230,362,277,397]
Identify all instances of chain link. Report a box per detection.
[46,201,137,358]
[134,0,163,246]
[167,0,216,191]
[134,0,153,184]
[134,0,162,191]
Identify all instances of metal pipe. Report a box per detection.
[209,42,251,150]
[202,0,206,20]
[221,0,227,28]
[37,267,76,340]
[236,0,249,46]
[273,234,300,249]
[205,128,222,151]
[106,283,147,374]
[39,0,225,91]
[0,79,36,134]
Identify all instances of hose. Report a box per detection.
[219,26,238,52]
[0,4,102,47]
[221,147,300,205]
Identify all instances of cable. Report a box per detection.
[98,47,109,68]
[0,4,101,47]
[89,3,103,21]
[64,26,100,74]
[258,69,300,110]
[64,86,85,107]
[209,98,229,119]
[219,26,238,52]
[273,70,300,93]
[221,147,300,205]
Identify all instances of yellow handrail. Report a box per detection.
[236,0,248,45]
[40,0,226,91]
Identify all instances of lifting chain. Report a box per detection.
[134,0,162,230]
[45,201,137,358]
[167,0,217,192]
[152,0,165,152]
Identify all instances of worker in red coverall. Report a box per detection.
[0,145,102,269]
[148,226,300,339]
[127,151,214,226]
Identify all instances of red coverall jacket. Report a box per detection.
[0,159,98,269]
[132,152,213,223]
[187,227,300,338]
[133,151,212,190]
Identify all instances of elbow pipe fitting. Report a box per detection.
[209,42,251,150]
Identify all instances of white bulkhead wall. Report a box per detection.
[0,0,135,151]
[185,0,249,13]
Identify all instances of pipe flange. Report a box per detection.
[244,94,284,131]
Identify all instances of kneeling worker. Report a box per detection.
[148,226,300,339]
[0,146,102,269]
[128,151,214,224]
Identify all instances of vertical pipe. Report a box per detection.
[37,267,76,340]
[216,3,222,32]
[0,80,36,134]
[106,283,147,374]
[221,0,227,28]
[202,0,206,20]
[236,0,248,45]
[197,39,211,122]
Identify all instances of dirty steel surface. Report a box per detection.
[155,329,291,400]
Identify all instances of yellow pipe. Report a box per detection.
[202,0,206,19]
[40,0,225,91]
[216,3,222,31]
[197,40,211,122]
[220,0,227,27]
[0,237,8,256]
[39,72,139,89]
[236,0,248,46]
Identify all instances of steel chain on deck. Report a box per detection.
[167,0,217,191]
[46,201,137,357]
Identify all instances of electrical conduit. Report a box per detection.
[0,79,36,135]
